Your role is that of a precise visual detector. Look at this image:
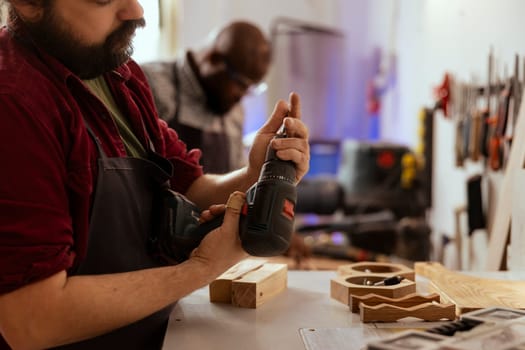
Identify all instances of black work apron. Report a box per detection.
[55,125,174,350]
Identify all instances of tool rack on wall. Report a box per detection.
[432,50,525,271]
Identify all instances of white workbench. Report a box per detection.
[161,268,525,350]
[161,270,423,350]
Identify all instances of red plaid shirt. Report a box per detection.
[0,27,203,298]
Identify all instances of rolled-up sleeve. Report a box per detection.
[0,95,76,294]
[156,118,203,194]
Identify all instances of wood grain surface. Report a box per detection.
[231,263,288,308]
[415,261,525,314]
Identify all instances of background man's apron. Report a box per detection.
[55,126,174,350]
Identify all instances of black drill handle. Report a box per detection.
[168,213,246,262]
[172,172,296,260]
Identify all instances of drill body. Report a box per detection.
[241,131,297,255]
[161,129,297,262]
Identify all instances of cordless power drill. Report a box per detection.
[158,126,297,262]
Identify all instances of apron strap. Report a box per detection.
[82,118,108,160]
[82,117,173,183]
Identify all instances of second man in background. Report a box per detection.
[142,21,271,174]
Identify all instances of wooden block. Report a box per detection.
[360,302,456,323]
[330,275,416,306]
[209,259,266,303]
[349,292,441,313]
[231,263,288,308]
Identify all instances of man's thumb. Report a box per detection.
[222,191,246,230]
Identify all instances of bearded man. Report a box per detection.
[0,1,310,349]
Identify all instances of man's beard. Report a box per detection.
[206,93,235,115]
[21,7,145,79]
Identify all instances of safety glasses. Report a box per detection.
[223,58,267,95]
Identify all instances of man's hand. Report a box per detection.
[198,204,226,223]
[185,93,309,209]
[189,192,249,279]
[248,92,310,183]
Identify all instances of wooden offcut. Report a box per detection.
[349,292,441,313]
[360,302,456,323]
[331,262,417,306]
[330,275,416,306]
[415,261,525,314]
[209,259,287,308]
[337,262,415,281]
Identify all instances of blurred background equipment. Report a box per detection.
[295,140,431,263]
[337,140,426,218]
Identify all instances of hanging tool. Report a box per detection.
[500,54,522,168]
[488,75,512,171]
[434,73,452,117]
[480,48,493,159]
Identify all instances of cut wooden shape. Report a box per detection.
[349,292,441,313]
[337,262,415,281]
[415,261,525,314]
[209,259,267,303]
[330,275,416,306]
[360,302,456,323]
[231,263,288,308]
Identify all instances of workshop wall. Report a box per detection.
[376,0,525,268]
[135,0,525,268]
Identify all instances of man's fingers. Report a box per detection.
[282,117,309,139]
[208,204,226,216]
[198,204,226,223]
[288,92,301,119]
[260,99,289,134]
[260,92,301,134]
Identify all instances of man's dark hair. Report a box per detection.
[3,0,48,5]
[2,1,52,23]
